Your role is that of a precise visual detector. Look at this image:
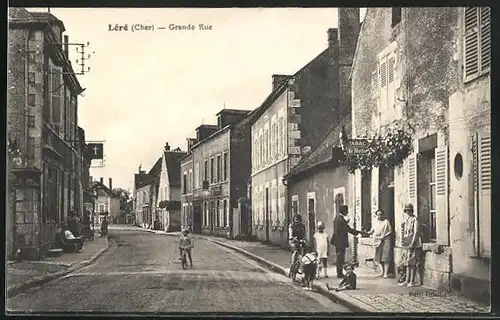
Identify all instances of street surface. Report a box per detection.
[7,227,351,313]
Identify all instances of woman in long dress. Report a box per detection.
[366,209,393,278]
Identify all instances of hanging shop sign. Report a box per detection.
[345,139,371,156]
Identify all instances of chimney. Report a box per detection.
[64,35,69,59]
[338,8,360,65]
[109,178,112,190]
[327,28,338,47]
[272,74,291,91]
[187,138,196,155]
[164,142,171,151]
[100,177,104,184]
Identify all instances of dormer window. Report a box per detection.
[391,8,401,27]
[217,116,222,129]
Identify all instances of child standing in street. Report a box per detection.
[313,221,329,278]
[301,251,318,291]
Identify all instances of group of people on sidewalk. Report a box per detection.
[288,203,423,291]
[57,209,110,253]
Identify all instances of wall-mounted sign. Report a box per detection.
[345,139,370,156]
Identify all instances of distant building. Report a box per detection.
[250,8,360,246]
[181,109,253,237]
[156,143,186,232]
[133,158,162,229]
[92,177,120,224]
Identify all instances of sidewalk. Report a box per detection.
[7,236,111,297]
[199,236,490,313]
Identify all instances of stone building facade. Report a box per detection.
[8,8,86,260]
[133,158,162,229]
[157,144,186,232]
[349,7,490,302]
[182,110,252,237]
[250,8,360,246]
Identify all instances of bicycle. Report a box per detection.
[288,238,307,282]
[180,245,193,270]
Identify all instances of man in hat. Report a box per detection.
[332,205,366,278]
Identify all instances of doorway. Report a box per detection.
[378,166,395,275]
[210,200,215,235]
[265,188,270,241]
[307,197,316,245]
[193,202,202,234]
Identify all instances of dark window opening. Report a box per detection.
[391,8,402,27]
[361,169,372,232]
[183,174,187,194]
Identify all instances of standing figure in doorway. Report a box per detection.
[331,205,365,278]
[365,209,393,278]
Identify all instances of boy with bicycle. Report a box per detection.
[179,228,194,268]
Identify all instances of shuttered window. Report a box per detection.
[377,51,397,125]
[408,153,417,212]
[380,61,387,87]
[435,146,449,245]
[464,7,491,82]
[471,132,491,258]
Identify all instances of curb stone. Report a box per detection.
[140,228,180,236]
[206,238,373,313]
[7,238,113,298]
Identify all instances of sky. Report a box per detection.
[27,7,366,191]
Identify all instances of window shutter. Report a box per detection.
[379,57,388,124]
[435,145,450,245]
[387,53,397,121]
[408,153,418,213]
[380,60,387,88]
[469,133,480,257]
[480,7,491,72]
[464,7,479,80]
[478,132,491,257]
[388,55,395,84]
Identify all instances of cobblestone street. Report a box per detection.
[7,228,351,313]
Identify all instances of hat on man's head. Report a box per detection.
[404,204,414,212]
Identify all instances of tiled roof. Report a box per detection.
[248,47,331,126]
[164,150,187,187]
[8,7,32,19]
[134,157,162,189]
[147,157,163,185]
[91,181,120,198]
[247,80,289,126]
[285,116,351,179]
